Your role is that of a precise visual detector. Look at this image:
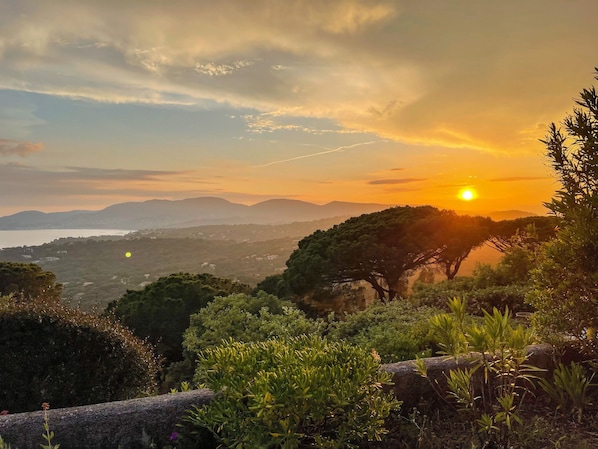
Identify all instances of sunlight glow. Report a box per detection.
[458,188,477,201]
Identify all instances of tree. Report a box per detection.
[105,272,250,365]
[486,216,559,253]
[433,212,493,280]
[285,206,486,302]
[527,68,598,352]
[0,262,62,303]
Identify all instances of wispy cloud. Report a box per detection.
[368,178,426,185]
[60,166,187,181]
[195,61,253,77]
[253,141,381,168]
[0,139,43,157]
[489,176,548,182]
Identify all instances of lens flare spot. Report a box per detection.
[125,251,132,258]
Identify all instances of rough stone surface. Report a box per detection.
[383,343,556,410]
[0,344,556,449]
[0,389,214,449]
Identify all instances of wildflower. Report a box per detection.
[42,402,50,411]
[169,431,179,442]
[371,348,381,362]
[0,410,8,416]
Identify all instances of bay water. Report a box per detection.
[0,229,133,249]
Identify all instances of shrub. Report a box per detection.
[105,273,250,364]
[415,298,541,448]
[186,336,399,449]
[538,361,595,423]
[411,279,531,316]
[183,291,326,354]
[526,68,598,354]
[327,301,437,363]
[0,295,157,413]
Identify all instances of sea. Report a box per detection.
[0,229,133,249]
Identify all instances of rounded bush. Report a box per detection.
[186,335,399,449]
[0,296,158,413]
[328,301,437,363]
[106,273,250,364]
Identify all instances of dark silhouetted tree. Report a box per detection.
[285,206,484,302]
[0,262,62,303]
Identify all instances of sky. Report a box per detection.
[1,0,597,218]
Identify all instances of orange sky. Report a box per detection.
[1,1,597,217]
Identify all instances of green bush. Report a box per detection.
[183,291,326,353]
[105,273,250,364]
[0,296,157,413]
[186,336,399,449]
[411,278,531,316]
[327,301,437,363]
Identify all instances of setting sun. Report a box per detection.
[458,188,477,201]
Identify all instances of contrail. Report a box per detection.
[252,140,382,168]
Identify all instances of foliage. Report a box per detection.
[412,281,531,316]
[183,291,327,352]
[487,216,560,253]
[0,262,62,304]
[285,206,492,302]
[433,214,493,280]
[539,361,595,422]
[0,435,10,449]
[390,410,598,449]
[0,295,157,413]
[186,335,399,449]
[105,272,250,364]
[411,242,538,316]
[0,236,295,311]
[327,301,437,363]
[472,246,537,288]
[415,298,541,448]
[527,68,598,353]
[254,274,292,298]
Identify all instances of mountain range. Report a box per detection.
[0,197,396,230]
[0,197,537,230]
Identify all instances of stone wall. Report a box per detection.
[0,344,555,449]
[0,390,214,449]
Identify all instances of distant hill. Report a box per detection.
[0,197,394,230]
[452,209,538,221]
[484,210,538,221]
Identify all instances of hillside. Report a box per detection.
[0,214,509,311]
[0,218,353,310]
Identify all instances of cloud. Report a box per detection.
[194,61,253,77]
[368,178,426,185]
[489,176,548,182]
[0,139,43,157]
[59,166,187,181]
[0,0,596,156]
[253,140,381,167]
